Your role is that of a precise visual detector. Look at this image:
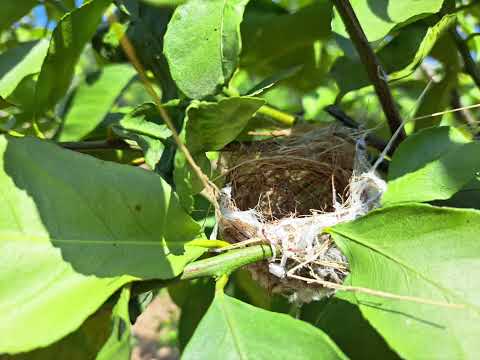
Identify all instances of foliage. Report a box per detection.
[1,0,480,359]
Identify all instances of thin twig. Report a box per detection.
[450,89,479,133]
[288,274,465,309]
[324,105,389,152]
[108,14,220,208]
[332,0,405,148]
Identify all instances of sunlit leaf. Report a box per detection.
[164,0,250,98]
[0,135,204,353]
[330,204,480,359]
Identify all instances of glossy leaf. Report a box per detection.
[183,293,347,360]
[59,64,137,141]
[383,126,480,204]
[0,40,48,100]
[0,0,38,32]
[97,286,132,360]
[332,0,445,42]
[34,0,112,113]
[185,96,265,153]
[0,135,204,353]
[329,204,480,359]
[333,15,455,95]
[164,0,250,99]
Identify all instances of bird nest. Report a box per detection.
[218,125,386,303]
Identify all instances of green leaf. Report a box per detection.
[164,0,250,99]
[11,301,113,359]
[34,0,112,113]
[333,15,455,95]
[112,103,173,169]
[0,135,204,353]
[332,0,445,42]
[412,72,456,131]
[140,0,186,6]
[182,293,347,360]
[168,279,215,351]
[0,0,38,32]
[59,64,137,141]
[382,126,480,204]
[236,1,332,99]
[174,152,211,212]
[301,285,400,360]
[329,204,480,359]
[185,96,265,153]
[96,286,132,360]
[0,40,49,100]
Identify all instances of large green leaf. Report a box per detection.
[164,0,250,99]
[59,64,137,141]
[383,126,480,204]
[0,0,38,32]
[112,102,173,169]
[168,279,215,351]
[301,285,400,360]
[0,135,204,353]
[12,301,113,359]
[235,1,332,102]
[329,204,480,359]
[34,0,112,113]
[182,292,347,359]
[333,15,455,95]
[332,0,445,42]
[96,286,132,360]
[185,96,265,153]
[0,41,49,100]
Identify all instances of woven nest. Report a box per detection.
[218,124,386,303]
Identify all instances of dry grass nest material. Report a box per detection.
[218,124,386,303]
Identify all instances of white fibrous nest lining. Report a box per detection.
[217,125,387,303]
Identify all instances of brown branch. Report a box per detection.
[332,0,405,148]
[450,27,480,88]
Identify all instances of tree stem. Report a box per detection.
[257,105,296,126]
[332,0,405,147]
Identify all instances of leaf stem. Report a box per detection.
[256,105,296,126]
[182,245,273,280]
[332,0,405,147]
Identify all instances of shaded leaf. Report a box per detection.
[97,286,132,360]
[0,40,48,100]
[168,279,215,351]
[333,15,455,95]
[164,0,250,99]
[59,64,137,141]
[0,0,38,32]
[112,102,173,169]
[35,0,112,113]
[301,283,400,360]
[185,96,265,153]
[183,293,347,359]
[332,0,445,42]
[329,204,480,359]
[11,301,113,359]
[383,126,480,204]
[0,135,204,353]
